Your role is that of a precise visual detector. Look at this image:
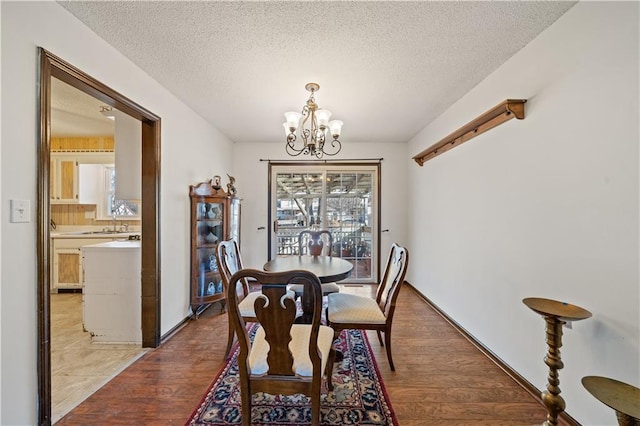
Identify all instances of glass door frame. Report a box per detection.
[267,162,381,284]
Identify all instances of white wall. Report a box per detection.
[0,4,3,420]
[407,2,638,424]
[233,141,407,272]
[0,2,234,424]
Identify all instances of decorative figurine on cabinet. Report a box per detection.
[226,174,237,196]
[212,175,222,190]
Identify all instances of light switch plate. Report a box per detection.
[10,199,30,223]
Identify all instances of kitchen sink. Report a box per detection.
[93,230,130,234]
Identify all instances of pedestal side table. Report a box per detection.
[523,297,592,426]
[582,376,640,426]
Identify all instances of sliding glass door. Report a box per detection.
[269,164,379,282]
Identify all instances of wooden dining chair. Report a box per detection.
[227,268,335,426]
[216,239,250,358]
[291,230,340,296]
[216,239,295,359]
[326,242,409,371]
[298,229,333,256]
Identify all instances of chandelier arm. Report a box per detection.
[301,128,311,146]
[286,139,308,157]
[319,139,342,156]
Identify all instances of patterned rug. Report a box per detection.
[186,327,398,425]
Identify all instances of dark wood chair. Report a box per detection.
[216,239,296,359]
[298,229,333,256]
[291,230,340,296]
[326,242,409,371]
[227,268,335,426]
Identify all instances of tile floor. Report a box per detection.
[51,293,148,424]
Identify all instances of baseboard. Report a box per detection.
[404,282,580,426]
[160,316,191,343]
[160,302,225,343]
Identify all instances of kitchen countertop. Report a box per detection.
[51,231,140,239]
[82,240,141,249]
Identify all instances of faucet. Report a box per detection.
[112,215,117,232]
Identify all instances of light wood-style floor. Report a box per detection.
[58,285,570,425]
[51,293,147,424]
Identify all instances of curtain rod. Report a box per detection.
[260,158,383,163]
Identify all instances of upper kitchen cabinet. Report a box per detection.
[50,154,78,203]
[50,151,114,204]
[189,180,241,317]
[110,108,141,201]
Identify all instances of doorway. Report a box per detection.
[268,162,380,283]
[38,49,161,425]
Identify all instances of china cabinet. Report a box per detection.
[189,180,240,317]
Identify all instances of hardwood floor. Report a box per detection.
[58,285,570,425]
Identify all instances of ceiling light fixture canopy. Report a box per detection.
[100,105,115,120]
[283,82,343,158]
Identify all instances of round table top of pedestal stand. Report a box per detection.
[582,376,640,421]
[522,297,592,322]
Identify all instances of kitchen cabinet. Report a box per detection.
[113,110,141,200]
[50,155,78,203]
[50,152,114,203]
[50,234,137,291]
[189,180,241,317]
[82,241,141,344]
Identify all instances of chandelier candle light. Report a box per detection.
[283,82,343,158]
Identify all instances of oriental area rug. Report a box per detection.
[186,328,398,425]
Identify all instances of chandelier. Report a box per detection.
[283,83,343,158]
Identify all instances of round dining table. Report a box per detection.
[263,255,353,322]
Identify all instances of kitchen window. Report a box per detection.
[105,166,139,218]
[104,166,139,218]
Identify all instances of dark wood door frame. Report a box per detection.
[37,48,161,425]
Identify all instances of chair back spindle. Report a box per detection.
[377,244,408,318]
[298,230,333,256]
[217,239,248,301]
[254,284,298,375]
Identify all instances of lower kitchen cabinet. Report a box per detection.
[51,237,110,291]
[81,240,141,344]
[50,234,139,291]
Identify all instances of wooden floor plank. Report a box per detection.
[58,285,569,425]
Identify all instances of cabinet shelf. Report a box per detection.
[196,243,218,249]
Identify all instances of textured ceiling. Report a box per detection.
[51,77,114,137]
[56,1,575,144]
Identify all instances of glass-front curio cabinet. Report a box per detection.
[189,180,241,317]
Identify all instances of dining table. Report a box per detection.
[263,255,353,323]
